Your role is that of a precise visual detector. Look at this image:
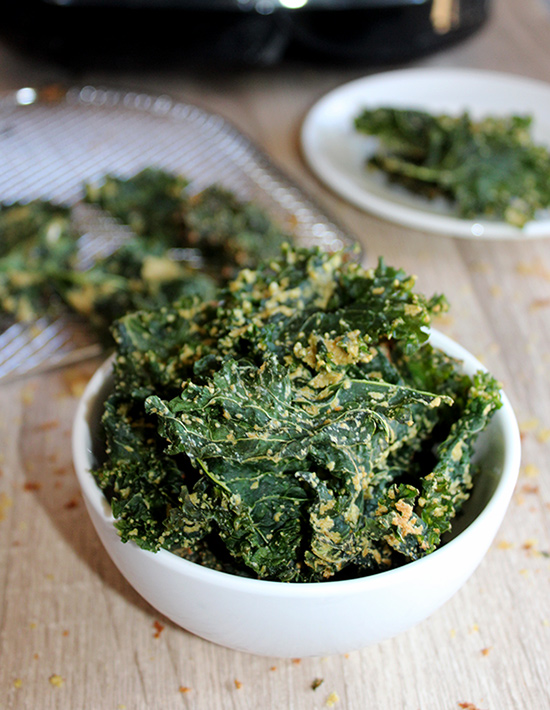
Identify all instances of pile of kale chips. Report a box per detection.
[0,168,288,338]
[95,243,502,583]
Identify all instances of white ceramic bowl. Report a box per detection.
[72,330,520,658]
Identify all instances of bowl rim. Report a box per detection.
[72,328,521,596]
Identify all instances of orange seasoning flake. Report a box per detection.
[152,620,165,638]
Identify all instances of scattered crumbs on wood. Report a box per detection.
[496,539,514,550]
[516,259,550,281]
[36,420,60,431]
[519,568,529,577]
[33,653,39,660]
[13,678,23,689]
[48,674,64,688]
[23,481,41,492]
[489,285,502,298]
[469,623,479,634]
[61,371,92,399]
[269,666,277,672]
[450,628,457,639]
[522,538,538,551]
[152,620,165,638]
[234,679,243,689]
[64,497,79,510]
[520,483,539,495]
[53,466,70,476]
[530,298,550,311]
[481,647,492,656]
[536,428,550,443]
[62,630,70,637]
[179,686,192,694]
[326,691,340,707]
[291,658,301,665]
[311,678,324,691]
[458,703,483,710]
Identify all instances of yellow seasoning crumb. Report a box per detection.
[520,417,540,433]
[471,260,491,273]
[21,385,36,405]
[497,539,514,550]
[450,628,457,639]
[29,622,37,630]
[49,674,64,688]
[522,463,540,478]
[519,568,529,576]
[14,678,23,688]
[469,623,479,634]
[536,428,550,444]
[179,686,192,694]
[0,491,13,521]
[234,679,243,689]
[542,619,550,627]
[326,691,340,707]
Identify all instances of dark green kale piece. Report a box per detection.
[95,244,502,582]
[185,185,290,271]
[355,107,550,227]
[83,167,189,245]
[0,201,78,321]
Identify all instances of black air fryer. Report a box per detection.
[2,0,491,69]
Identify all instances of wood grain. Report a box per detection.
[1,1,549,708]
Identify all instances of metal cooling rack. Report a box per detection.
[0,85,356,382]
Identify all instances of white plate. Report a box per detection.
[301,68,550,239]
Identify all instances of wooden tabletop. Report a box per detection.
[1,1,549,708]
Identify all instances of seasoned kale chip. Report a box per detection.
[95,244,502,582]
[354,107,550,227]
[0,201,78,321]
